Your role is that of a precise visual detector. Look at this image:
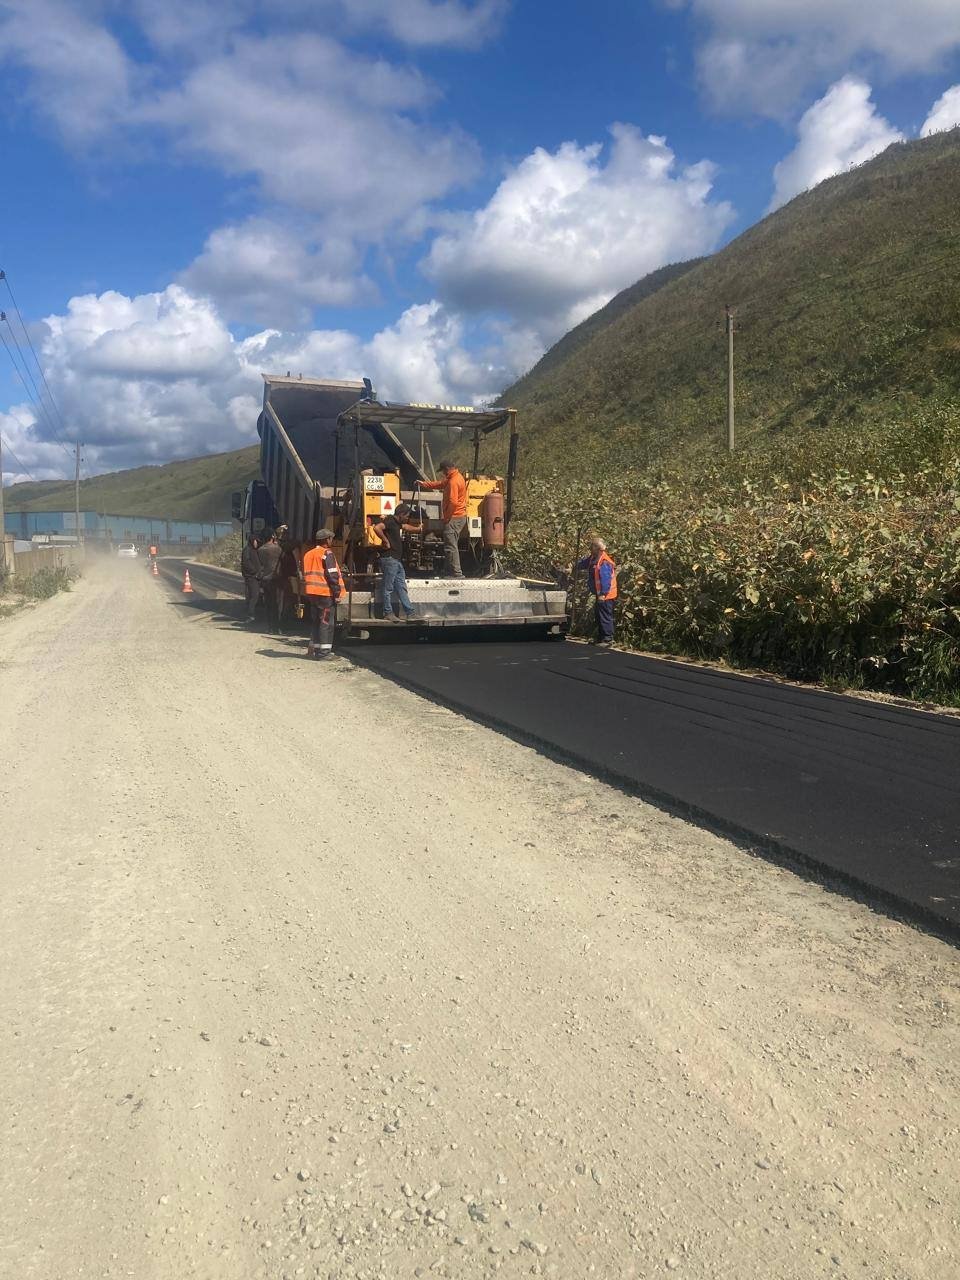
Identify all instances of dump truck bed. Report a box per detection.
[258,378,368,542]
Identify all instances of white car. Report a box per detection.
[117,543,138,558]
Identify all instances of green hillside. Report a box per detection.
[500,130,960,703]
[502,129,960,472]
[509,258,704,395]
[5,444,259,522]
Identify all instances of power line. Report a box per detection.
[0,269,72,440]
[0,432,39,484]
[0,399,71,483]
[0,309,45,408]
[0,323,74,462]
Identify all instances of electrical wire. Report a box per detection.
[0,431,39,484]
[0,324,75,463]
[0,399,70,484]
[0,269,72,440]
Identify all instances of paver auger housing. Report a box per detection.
[234,375,568,638]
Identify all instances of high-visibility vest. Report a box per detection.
[149,545,158,556]
[302,545,345,598]
[592,552,618,601]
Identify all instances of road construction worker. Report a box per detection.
[420,460,467,578]
[577,537,618,647]
[148,542,158,566]
[301,529,345,659]
[257,528,283,635]
[275,527,300,634]
[241,532,262,622]
[373,502,420,621]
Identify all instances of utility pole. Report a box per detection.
[725,304,736,453]
[74,440,82,544]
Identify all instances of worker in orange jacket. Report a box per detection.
[420,460,467,578]
[576,537,618,647]
[301,529,345,659]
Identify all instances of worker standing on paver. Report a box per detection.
[577,537,618,647]
[301,529,345,659]
[372,503,420,621]
[256,529,283,635]
[241,532,262,623]
[420,460,467,578]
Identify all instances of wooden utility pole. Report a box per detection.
[725,304,736,452]
[74,440,82,544]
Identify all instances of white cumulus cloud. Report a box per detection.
[181,219,376,326]
[0,6,480,251]
[768,77,903,211]
[424,124,734,343]
[921,84,960,136]
[0,0,133,142]
[139,34,477,242]
[6,285,512,478]
[670,0,960,116]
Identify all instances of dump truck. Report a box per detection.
[232,374,568,639]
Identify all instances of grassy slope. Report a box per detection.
[500,130,960,472]
[5,445,260,523]
[507,259,704,397]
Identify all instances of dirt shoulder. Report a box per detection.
[0,558,958,1279]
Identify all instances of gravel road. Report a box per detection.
[1,558,958,1280]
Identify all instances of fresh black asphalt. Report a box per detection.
[160,558,960,932]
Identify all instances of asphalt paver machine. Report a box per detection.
[237,375,568,639]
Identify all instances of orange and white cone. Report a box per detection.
[152,560,159,577]
[182,568,194,594]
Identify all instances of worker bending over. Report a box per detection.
[301,529,345,659]
[420,460,467,578]
[577,537,618,647]
[373,503,420,621]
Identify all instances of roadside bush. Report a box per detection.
[198,530,242,569]
[18,565,78,600]
[507,404,960,704]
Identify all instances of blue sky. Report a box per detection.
[1,0,960,482]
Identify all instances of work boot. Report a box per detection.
[597,638,614,648]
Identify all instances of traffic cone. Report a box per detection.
[182,568,194,594]
[152,560,159,577]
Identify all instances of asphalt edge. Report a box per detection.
[350,652,960,950]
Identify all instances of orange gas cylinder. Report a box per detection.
[480,489,505,547]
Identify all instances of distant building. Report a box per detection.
[3,510,233,547]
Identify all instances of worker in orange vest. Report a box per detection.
[419,460,467,578]
[576,536,618,647]
[301,529,345,659]
[148,542,158,566]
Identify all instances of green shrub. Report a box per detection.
[198,530,242,569]
[18,565,78,600]
[507,404,960,704]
